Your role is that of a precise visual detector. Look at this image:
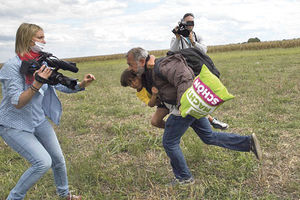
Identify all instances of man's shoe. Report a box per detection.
[250,133,262,160]
[210,118,229,130]
[168,176,195,187]
[66,193,82,200]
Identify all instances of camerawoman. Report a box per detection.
[0,22,95,199]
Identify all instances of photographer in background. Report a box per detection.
[170,13,229,130]
[0,23,95,200]
[170,13,207,53]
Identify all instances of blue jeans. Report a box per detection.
[0,120,69,200]
[162,115,251,180]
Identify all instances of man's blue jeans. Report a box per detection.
[0,120,69,200]
[162,115,251,180]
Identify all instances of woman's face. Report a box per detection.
[30,29,45,47]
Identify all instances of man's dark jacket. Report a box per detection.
[142,53,194,106]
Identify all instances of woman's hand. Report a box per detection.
[33,65,52,88]
[189,32,195,46]
[15,65,52,109]
[174,26,181,39]
[79,74,96,88]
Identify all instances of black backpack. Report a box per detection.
[154,48,220,79]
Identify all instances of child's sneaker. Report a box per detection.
[167,176,195,187]
[210,118,229,130]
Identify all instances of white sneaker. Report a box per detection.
[210,118,229,130]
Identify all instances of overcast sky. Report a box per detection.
[0,0,299,62]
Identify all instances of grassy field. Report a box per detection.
[0,47,299,199]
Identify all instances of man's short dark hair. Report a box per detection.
[183,13,194,19]
[120,69,137,87]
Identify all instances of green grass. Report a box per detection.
[0,47,299,199]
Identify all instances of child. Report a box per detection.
[120,69,228,130]
[120,69,169,129]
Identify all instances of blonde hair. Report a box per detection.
[15,23,43,56]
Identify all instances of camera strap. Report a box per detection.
[34,73,58,85]
[193,32,198,42]
[180,31,197,49]
[180,36,184,49]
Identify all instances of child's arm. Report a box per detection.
[148,87,159,107]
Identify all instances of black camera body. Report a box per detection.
[20,52,79,89]
[172,20,192,37]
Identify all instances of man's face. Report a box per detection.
[127,53,138,72]
[184,15,194,31]
[127,53,145,76]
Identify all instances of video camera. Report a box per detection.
[172,20,194,37]
[20,52,79,90]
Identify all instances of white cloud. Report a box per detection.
[0,0,299,62]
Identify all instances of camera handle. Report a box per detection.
[34,73,58,85]
[34,73,50,84]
